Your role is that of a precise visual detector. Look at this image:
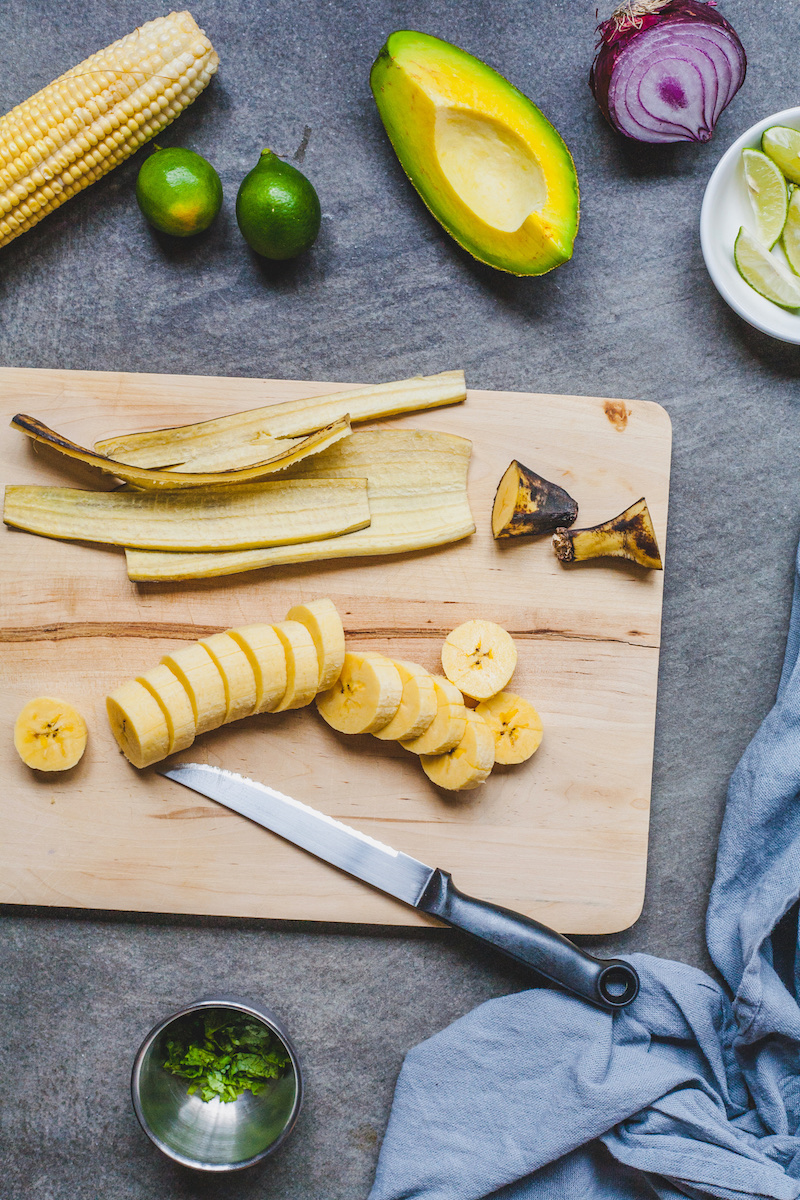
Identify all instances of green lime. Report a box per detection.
[734,226,800,308]
[742,149,788,249]
[136,147,223,237]
[235,150,321,260]
[762,126,800,186]
[783,188,800,275]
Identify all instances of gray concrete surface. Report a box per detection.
[2,0,799,1195]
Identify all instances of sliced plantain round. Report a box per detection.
[441,620,517,700]
[317,651,403,734]
[228,624,288,714]
[475,692,542,765]
[374,659,438,742]
[401,676,467,755]
[136,664,196,754]
[421,709,496,791]
[14,695,88,772]
[161,643,227,735]
[199,632,258,723]
[107,680,170,769]
[286,597,346,691]
[272,620,324,711]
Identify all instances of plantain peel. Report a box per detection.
[10,412,352,489]
[93,370,467,467]
[125,429,474,581]
[3,478,371,551]
[492,460,578,538]
[552,497,662,570]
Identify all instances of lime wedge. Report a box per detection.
[742,149,788,247]
[762,126,800,185]
[783,189,800,275]
[735,227,800,307]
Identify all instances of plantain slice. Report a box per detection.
[441,620,517,701]
[373,659,437,742]
[316,652,403,735]
[401,676,467,755]
[227,624,288,714]
[125,429,474,581]
[475,692,543,765]
[94,370,466,468]
[421,710,496,791]
[161,644,227,735]
[286,598,346,691]
[4,478,371,552]
[271,621,320,712]
[10,412,351,489]
[136,664,196,754]
[106,680,170,769]
[198,633,257,722]
[14,696,88,772]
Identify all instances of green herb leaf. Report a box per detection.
[162,1013,291,1103]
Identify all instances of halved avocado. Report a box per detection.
[370,31,579,276]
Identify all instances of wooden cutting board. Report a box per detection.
[0,368,671,934]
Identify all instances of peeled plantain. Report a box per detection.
[492,460,578,539]
[552,497,662,570]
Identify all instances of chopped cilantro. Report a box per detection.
[162,1011,291,1104]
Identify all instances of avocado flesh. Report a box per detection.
[370,31,579,276]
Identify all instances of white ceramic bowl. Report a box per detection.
[700,105,800,343]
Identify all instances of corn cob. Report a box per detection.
[0,11,218,249]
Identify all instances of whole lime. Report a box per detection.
[236,150,321,260]
[136,146,223,237]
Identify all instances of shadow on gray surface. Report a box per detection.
[728,311,800,378]
[605,127,703,179]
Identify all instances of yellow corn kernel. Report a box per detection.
[0,11,218,250]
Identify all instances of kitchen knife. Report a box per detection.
[160,763,639,1010]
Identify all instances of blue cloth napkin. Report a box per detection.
[369,559,800,1200]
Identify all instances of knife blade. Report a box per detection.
[160,762,639,1011]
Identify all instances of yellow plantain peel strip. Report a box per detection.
[125,430,474,581]
[3,479,371,552]
[94,370,467,468]
[9,413,352,489]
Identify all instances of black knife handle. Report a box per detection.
[418,870,639,1010]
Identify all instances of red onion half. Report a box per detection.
[590,0,746,143]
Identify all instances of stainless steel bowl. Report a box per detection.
[131,994,303,1171]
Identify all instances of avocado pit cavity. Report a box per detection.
[433,108,546,232]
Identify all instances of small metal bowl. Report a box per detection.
[131,994,303,1172]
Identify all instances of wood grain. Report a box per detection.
[0,367,671,933]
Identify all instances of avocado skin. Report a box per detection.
[372,42,391,72]
[370,30,579,277]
